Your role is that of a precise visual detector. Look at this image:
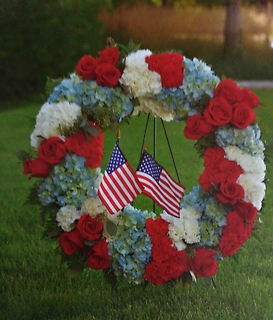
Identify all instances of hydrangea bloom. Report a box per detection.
[56,205,81,232]
[108,205,155,283]
[37,154,101,209]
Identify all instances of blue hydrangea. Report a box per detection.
[47,75,133,122]
[108,205,155,283]
[37,154,101,210]
[216,124,265,157]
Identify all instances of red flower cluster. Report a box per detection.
[199,147,244,205]
[75,47,121,87]
[218,205,256,257]
[184,78,259,140]
[143,217,218,285]
[59,214,110,270]
[23,122,104,179]
[145,52,184,88]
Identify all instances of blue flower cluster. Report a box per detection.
[182,186,231,246]
[108,205,155,283]
[47,75,133,123]
[37,154,101,210]
[216,124,265,157]
[152,57,220,119]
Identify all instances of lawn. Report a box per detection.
[0,90,273,320]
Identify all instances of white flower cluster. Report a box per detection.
[224,145,266,210]
[30,101,82,149]
[119,49,162,98]
[161,207,201,250]
[56,205,81,232]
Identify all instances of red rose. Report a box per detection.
[241,88,260,109]
[214,78,243,104]
[38,137,66,165]
[216,180,244,204]
[203,97,233,126]
[98,47,120,65]
[23,158,51,178]
[95,63,121,87]
[189,248,218,277]
[231,103,256,129]
[87,238,110,270]
[184,114,212,140]
[234,201,258,223]
[65,122,104,168]
[76,55,98,80]
[59,229,85,256]
[77,214,103,241]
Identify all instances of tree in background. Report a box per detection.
[0,0,107,100]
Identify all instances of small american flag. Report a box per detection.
[136,151,185,218]
[98,143,143,214]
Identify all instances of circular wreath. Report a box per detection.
[20,40,266,287]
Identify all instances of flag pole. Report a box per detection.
[139,113,150,158]
[160,118,181,184]
[153,116,157,213]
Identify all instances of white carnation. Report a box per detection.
[119,49,162,97]
[161,207,201,250]
[133,97,174,121]
[237,173,266,210]
[30,101,82,149]
[56,205,81,232]
[224,145,266,175]
[81,196,106,218]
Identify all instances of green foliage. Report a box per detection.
[0,0,106,100]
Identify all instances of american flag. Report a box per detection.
[98,143,143,214]
[136,151,185,218]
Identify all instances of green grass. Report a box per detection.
[1,91,273,320]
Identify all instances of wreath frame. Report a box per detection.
[19,40,266,288]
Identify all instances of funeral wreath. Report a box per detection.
[18,39,266,287]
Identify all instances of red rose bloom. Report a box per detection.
[38,137,66,165]
[95,63,121,87]
[23,158,51,178]
[59,229,85,256]
[241,88,260,109]
[231,103,256,129]
[77,214,103,241]
[216,180,244,204]
[87,238,110,270]
[65,122,104,169]
[214,78,243,105]
[234,201,258,223]
[76,55,98,80]
[98,47,120,65]
[203,97,233,126]
[189,248,218,277]
[184,114,212,140]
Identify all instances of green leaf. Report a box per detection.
[16,150,30,161]
[106,220,118,237]
[82,125,99,137]
[103,268,118,291]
